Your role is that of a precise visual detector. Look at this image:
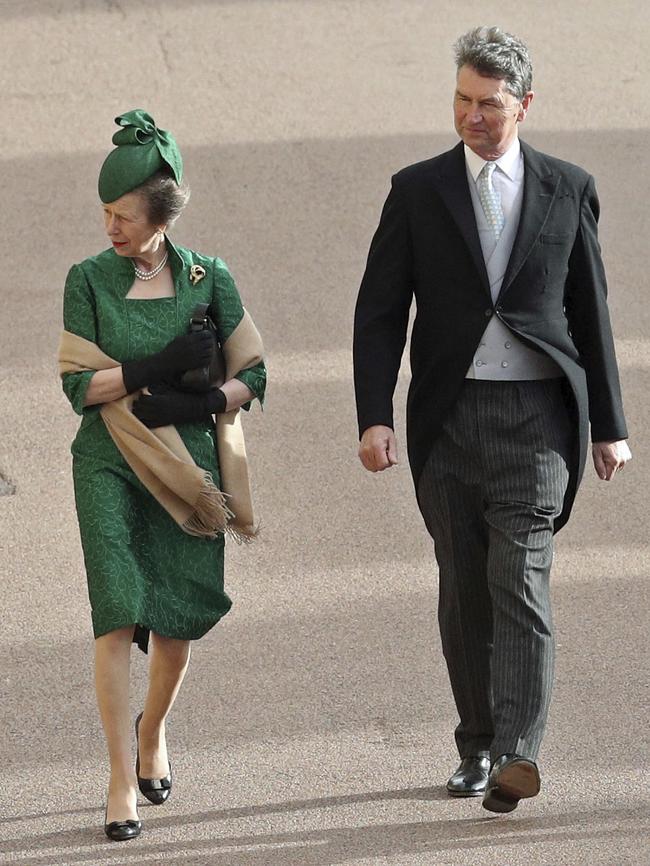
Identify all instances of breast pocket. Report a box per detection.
[539,232,573,245]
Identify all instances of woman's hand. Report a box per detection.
[132,384,227,428]
[157,332,215,375]
[122,332,214,393]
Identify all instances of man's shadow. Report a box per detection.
[1,787,647,866]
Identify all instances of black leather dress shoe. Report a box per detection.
[135,712,172,805]
[446,756,491,797]
[482,754,541,813]
[104,809,141,841]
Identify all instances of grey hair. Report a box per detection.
[135,168,191,229]
[454,26,532,101]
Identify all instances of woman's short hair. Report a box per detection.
[136,168,191,228]
[454,26,533,101]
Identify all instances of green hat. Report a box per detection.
[98,109,183,203]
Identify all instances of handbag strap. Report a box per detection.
[188,303,223,351]
[189,303,210,331]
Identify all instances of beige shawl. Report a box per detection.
[58,311,264,542]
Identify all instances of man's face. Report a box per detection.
[453,64,533,160]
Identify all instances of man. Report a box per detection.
[353,26,631,814]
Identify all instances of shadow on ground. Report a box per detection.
[2,573,648,773]
[1,798,648,865]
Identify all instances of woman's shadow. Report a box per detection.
[2,790,647,866]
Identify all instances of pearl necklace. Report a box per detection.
[132,251,169,281]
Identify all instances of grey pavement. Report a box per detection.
[1,1,649,864]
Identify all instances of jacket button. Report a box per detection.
[504,341,511,349]
[485,309,492,317]
[501,361,509,368]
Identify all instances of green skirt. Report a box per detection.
[72,414,231,652]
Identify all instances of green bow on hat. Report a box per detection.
[98,109,183,203]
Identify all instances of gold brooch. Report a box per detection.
[189,264,206,285]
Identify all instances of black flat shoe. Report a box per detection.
[446,756,491,797]
[104,808,141,841]
[135,712,172,805]
[482,754,541,813]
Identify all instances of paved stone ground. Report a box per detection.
[0,1,648,864]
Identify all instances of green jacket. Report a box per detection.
[62,238,266,429]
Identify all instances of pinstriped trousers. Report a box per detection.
[417,379,571,762]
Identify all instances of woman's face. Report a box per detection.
[102,191,164,258]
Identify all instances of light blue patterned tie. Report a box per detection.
[477,161,505,240]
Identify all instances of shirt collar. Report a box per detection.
[464,136,522,182]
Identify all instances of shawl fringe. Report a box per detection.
[181,471,235,538]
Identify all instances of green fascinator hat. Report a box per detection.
[98,109,183,203]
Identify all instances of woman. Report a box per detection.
[58,110,266,841]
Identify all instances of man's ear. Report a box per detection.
[518,90,534,123]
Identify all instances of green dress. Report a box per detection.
[62,239,266,651]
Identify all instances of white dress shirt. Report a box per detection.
[464,137,562,380]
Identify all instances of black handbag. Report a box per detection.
[179,303,226,392]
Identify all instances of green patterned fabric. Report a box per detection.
[62,239,265,651]
[98,109,183,204]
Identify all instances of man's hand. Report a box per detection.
[359,425,399,472]
[592,440,632,481]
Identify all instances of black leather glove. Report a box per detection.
[132,384,227,428]
[122,331,214,394]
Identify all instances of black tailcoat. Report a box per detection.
[353,140,627,530]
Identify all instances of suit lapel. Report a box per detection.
[498,141,561,298]
[433,143,490,293]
